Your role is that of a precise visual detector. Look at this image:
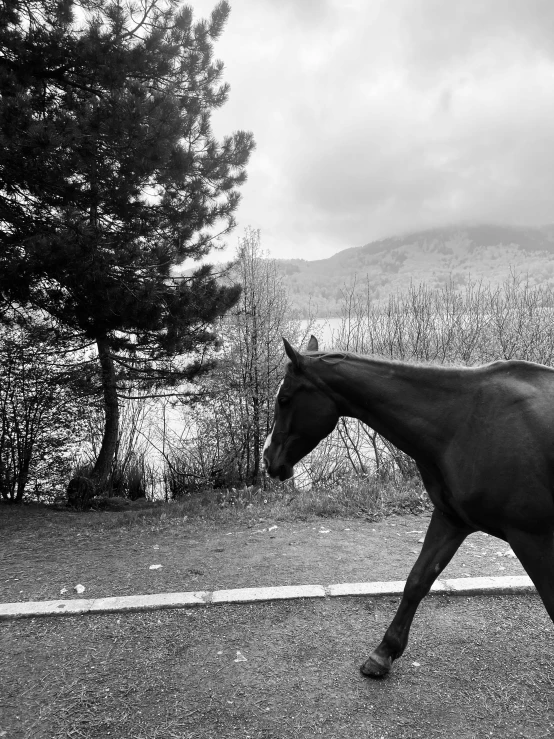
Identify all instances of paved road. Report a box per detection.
[2,592,553,738]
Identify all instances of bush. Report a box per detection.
[68,454,152,507]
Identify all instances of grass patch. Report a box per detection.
[1,474,430,533]
[92,474,430,531]
[277,475,429,520]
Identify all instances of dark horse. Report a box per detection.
[263,335,554,678]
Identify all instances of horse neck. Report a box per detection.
[309,355,468,459]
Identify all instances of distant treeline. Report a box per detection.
[275,225,554,318]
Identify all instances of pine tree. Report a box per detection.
[0,0,254,489]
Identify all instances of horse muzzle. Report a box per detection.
[263,452,293,481]
[276,463,294,481]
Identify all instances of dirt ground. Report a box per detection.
[1,594,553,739]
[1,509,526,604]
[1,507,549,739]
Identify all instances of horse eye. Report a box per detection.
[278,396,289,405]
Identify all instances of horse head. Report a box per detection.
[262,336,340,481]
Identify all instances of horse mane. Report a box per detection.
[306,349,493,373]
[312,351,349,365]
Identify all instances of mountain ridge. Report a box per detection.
[277,224,554,317]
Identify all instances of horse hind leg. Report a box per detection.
[361,508,471,678]
[505,527,554,624]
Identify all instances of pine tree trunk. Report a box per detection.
[92,335,119,490]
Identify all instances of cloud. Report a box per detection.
[190,0,554,259]
[399,0,554,77]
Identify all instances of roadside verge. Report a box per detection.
[0,575,535,620]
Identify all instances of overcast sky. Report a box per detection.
[191,0,554,261]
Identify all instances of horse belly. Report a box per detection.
[440,425,554,534]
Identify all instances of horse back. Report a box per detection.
[437,360,554,531]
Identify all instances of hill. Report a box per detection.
[278,224,554,317]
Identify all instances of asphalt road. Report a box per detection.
[2,592,554,739]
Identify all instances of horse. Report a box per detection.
[262,335,554,678]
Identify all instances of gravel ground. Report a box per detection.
[1,510,526,604]
[1,593,553,739]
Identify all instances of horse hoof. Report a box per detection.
[360,654,392,678]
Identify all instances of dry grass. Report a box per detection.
[89,474,430,532]
[2,473,429,536]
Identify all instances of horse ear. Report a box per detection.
[307,335,319,352]
[283,337,302,369]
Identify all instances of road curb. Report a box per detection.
[0,575,535,621]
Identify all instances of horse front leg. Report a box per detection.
[361,507,471,678]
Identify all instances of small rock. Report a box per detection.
[60,587,68,595]
[412,661,421,667]
[418,538,425,543]
[234,651,247,663]
[74,584,85,594]
[149,564,162,570]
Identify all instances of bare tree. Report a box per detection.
[0,322,85,502]
[169,229,311,490]
[321,272,554,482]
